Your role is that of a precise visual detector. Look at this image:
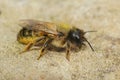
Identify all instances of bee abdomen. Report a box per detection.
[17,28,36,44]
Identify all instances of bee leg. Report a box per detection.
[37,38,52,60]
[20,42,34,54]
[79,43,86,49]
[20,37,46,54]
[66,42,70,61]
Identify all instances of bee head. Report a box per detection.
[67,28,94,51]
[67,28,84,44]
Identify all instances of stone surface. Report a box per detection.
[0,0,120,80]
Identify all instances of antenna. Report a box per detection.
[84,38,94,51]
[84,30,97,34]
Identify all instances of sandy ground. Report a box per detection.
[0,0,120,80]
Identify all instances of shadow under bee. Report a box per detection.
[24,44,66,53]
[27,43,86,53]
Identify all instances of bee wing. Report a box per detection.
[18,19,58,35]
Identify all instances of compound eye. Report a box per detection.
[73,33,80,39]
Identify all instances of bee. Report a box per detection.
[17,19,95,61]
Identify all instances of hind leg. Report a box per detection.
[20,42,34,54]
[20,37,45,54]
[37,38,52,60]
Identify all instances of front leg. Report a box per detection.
[66,42,71,61]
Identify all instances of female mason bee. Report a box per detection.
[17,19,95,61]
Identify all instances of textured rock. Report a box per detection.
[0,0,120,80]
